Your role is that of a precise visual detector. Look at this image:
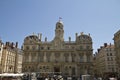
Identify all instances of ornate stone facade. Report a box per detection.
[0,40,3,73]
[22,20,93,77]
[0,41,23,73]
[15,48,23,73]
[94,43,118,78]
[114,30,120,76]
[1,42,18,73]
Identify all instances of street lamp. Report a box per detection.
[28,67,31,80]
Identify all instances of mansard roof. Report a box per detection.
[24,34,39,43]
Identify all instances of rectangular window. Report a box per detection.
[86,46,90,49]
[48,47,50,50]
[80,56,83,62]
[72,67,76,75]
[111,57,113,61]
[87,56,90,62]
[107,53,109,56]
[47,56,50,62]
[41,47,44,50]
[65,56,68,62]
[110,53,112,56]
[80,46,83,50]
[72,57,75,62]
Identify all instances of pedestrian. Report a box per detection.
[45,77,48,80]
[93,77,97,80]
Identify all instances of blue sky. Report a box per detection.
[0,0,120,53]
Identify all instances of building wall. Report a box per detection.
[114,30,120,75]
[15,49,23,73]
[0,40,3,73]
[94,43,118,78]
[1,42,22,73]
[22,21,93,77]
[2,47,16,73]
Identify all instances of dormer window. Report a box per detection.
[41,47,44,50]
[32,46,36,50]
[48,47,50,50]
[26,46,29,50]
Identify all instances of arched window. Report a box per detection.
[80,56,83,62]
[87,56,90,62]
[72,67,76,75]
[32,46,36,50]
[39,53,44,62]
[64,66,69,75]
[110,53,112,56]
[64,53,69,62]
[71,53,76,62]
[46,53,51,62]
[26,46,29,50]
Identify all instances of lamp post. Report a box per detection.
[28,67,31,80]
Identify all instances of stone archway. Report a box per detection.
[54,66,60,75]
[54,66,60,72]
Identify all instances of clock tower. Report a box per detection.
[52,20,64,49]
[54,20,64,41]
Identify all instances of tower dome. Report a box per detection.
[76,33,92,43]
[54,20,64,41]
[56,20,64,30]
[56,20,63,25]
[24,34,39,44]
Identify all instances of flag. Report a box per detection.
[59,17,62,19]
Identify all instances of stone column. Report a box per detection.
[29,53,31,62]
[69,53,72,62]
[84,53,87,62]
[51,52,55,62]
[44,52,47,62]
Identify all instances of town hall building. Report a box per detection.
[22,20,93,78]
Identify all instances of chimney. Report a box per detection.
[110,43,111,46]
[80,32,84,35]
[11,42,14,48]
[6,42,10,46]
[95,52,97,55]
[8,42,10,46]
[104,43,107,47]
[38,33,40,40]
[97,49,100,53]
[76,33,78,38]
[6,42,8,46]
[21,46,23,50]
[40,33,42,41]
[88,33,90,36]
[45,37,47,42]
[100,46,103,49]
[69,37,71,42]
[16,42,18,48]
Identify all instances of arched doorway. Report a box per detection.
[54,66,60,75]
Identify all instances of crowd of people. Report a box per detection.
[22,73,64,80]
[44,75,63,80]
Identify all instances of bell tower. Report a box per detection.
[55,19,64,41]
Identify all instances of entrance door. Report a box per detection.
[54,67,60,75]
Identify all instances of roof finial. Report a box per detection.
[33,32,35,35]
[81,32,84,35]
